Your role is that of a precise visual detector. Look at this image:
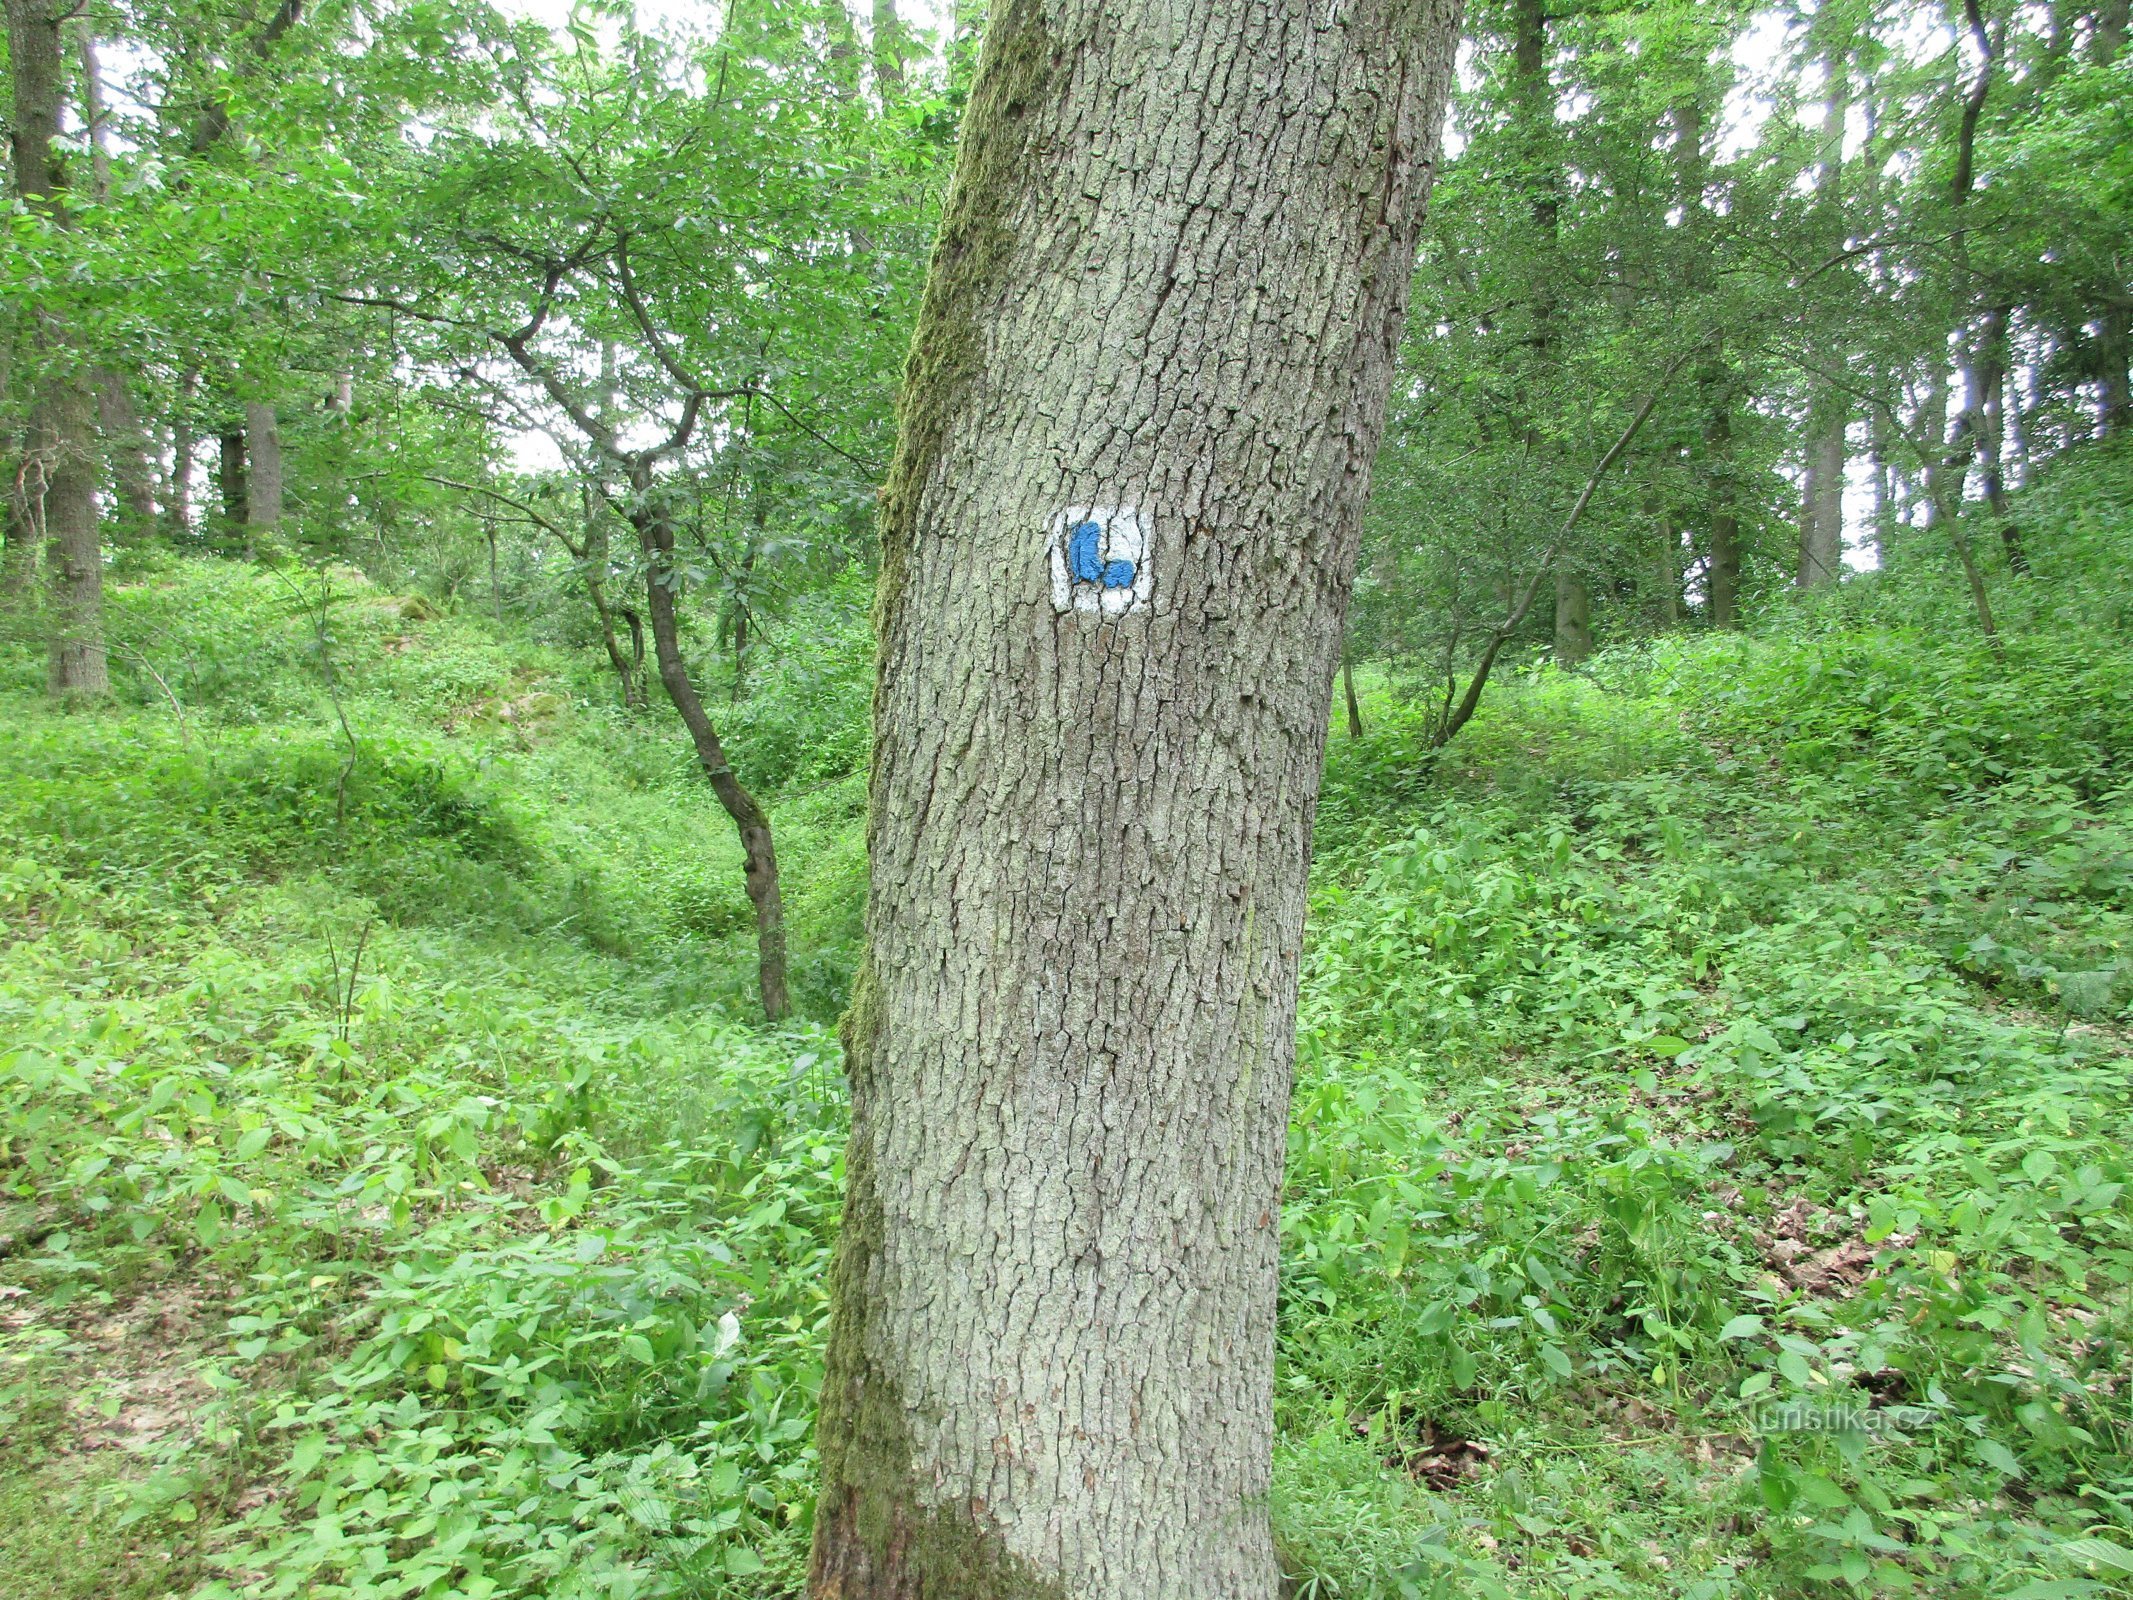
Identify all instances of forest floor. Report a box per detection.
[4,462,2133,1599]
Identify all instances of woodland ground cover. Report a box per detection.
[2,452,2132,1599]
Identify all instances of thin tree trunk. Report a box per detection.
[1705,386,1741,625]
[1796,51,1847,589]
[1553,569,1593,664]
[871,0,904,97]
[4,457,38,597]
[1651,494,1681,626]
[949,0,986,92]
[1796,414,1845,586]
[1869,385,1893,568]
[1968,303,2028,573]
[2099,308,2132,436]
[246,400,283,531]
[810,3,1461,1594]
[168,366,198,539]
[1920,359,1953,527]
[2091,2,2129,434]
[9,0,106,696]
[634,487,788,1022]
[77,32,159,543]
[1342,651,1364,738]
[216,425,249,538]
[579,483,644,710]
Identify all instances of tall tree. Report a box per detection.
[8,0,107,696]
[808,0,1463,1594]
[78,30,160,543]
[1796,42,1849,589]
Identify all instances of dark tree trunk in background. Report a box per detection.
[1967,303,2029,572]
[217,425,249,536]
[1651,493,1681,626]
[9,0,106,696]
[871,0,904,96]
[631,481,788,1023]
[1343,652,1365,739]
[168,367,199,539]
[1704,380,1741,626]
[1796,413,1845,587]
[1796,49,1847,589]
[78,32,159,544]
[2093,2,2130,430]
[809,0,1461,1594]
[246,401,284,532]
[1506,0,1590,662]
[1553,567,1593,664]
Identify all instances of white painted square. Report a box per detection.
[1048,505,1153,617]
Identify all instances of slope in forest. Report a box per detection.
[1,448,2131,1598]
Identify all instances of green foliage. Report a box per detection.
[1278,502,2133,1592]
[4,474,2132,1598]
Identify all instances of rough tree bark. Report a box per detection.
[9,0,107,696]
[1795,414,1845,587]
[246,400,285,532]
[808,2,1462,1596]
[217,422,250,537]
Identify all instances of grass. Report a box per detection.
[2,448,2132,1598]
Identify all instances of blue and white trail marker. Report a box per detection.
[1048,506,1152,617]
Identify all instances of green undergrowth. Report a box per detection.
[2,452,2131,1598]
[1279,463,2133,1596]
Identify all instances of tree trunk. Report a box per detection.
[1342,651,1364,739]
[77,31,160,544]
[1868,385,1893,568]
[809,2,1461,1595]
[168,366,199,539]
[1552,568,1593,664]
[9,0,106,696]
[1967,303,2028,573]
[2099,308,2131,437]
[1704,386,1741,626]
[94,376,159,541]
[949,0,986,93]
[1795,411,1845,587]
[3,460,37,597]
[1650,494,1680,626]
[872,0,904,97]
[217,424,249,535]
[1795,52,1846,590]
[634,486,788,1022]
[580,483,644,711]
[246,401,284,531]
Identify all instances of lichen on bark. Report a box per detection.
[870,0,1055,641]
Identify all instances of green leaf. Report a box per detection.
[623,1333,656,1364]
[1975,1439,2026,1479]
[1539,1343,1573,1378]
[2055,1538,2133,1574]
[1719,1314,1764,1341]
